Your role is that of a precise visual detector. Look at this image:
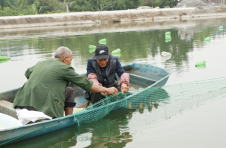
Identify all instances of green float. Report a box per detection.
[111,53,121,57]
[165,36,171,40]
[165,32,171,36]
[88,45,96,53]
[111,49,121,54]
[204,37,210,43]
[219,26,223,30]
[99,39,107,45]
[195,60,206,67]
[165,38,171,43]
[111,49,121,57]
[0,50,10,63]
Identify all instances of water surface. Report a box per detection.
[1,18,226,148]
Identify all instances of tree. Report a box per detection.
[0,0,16,8]
[17,0,35,9]
[87,0,120,11]
[140,0,177,8]
[122,0,140,9]
[163,0,177,8]
[69,0,93,12]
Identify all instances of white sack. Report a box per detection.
[16,109,52,125]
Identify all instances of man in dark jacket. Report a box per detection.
[85,45,130,105]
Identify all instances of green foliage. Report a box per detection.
[2,7,18,16]
[0,0,16,8]
[0,0,177,16]
[139,0,177,8]
[69,0,93,11]
[17,0,35,9]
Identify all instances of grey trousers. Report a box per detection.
[16,87,75,110]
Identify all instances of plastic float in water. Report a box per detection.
[154,100,159,105]
[219,26,223,30]
[148,101,153,112]
[0,50,10,63]
[195,60,206,67]
[99,38,106,45]
[112,49,121,54]
[204,37,210,43]
[111,49,121,57]
[165,38,172,43]
[88,45,96,53]
[165,36,171,40]
[165,32,171,36]
[165,31,171,42]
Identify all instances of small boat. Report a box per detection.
[0,63,170,146]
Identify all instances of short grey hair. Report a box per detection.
[54,46,72,58]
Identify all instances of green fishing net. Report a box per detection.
[74,77,226,126]
[71,77,226,143]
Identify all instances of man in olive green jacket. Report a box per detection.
[13,47,118,118]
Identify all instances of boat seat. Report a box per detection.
[0,100,18,119]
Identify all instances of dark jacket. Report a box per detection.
[86,55,125,88]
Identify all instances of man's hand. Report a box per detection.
[106,87,118,95]
[90,83,118,95]
[121,83,129,94]
[101,92,106,96]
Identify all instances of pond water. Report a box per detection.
[1,18,226,148]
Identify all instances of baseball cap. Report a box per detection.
[95,45,109,60]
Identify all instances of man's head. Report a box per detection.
[94,45,109,67]
[54,46,73,65]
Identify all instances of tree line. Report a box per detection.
[0,0,178,17]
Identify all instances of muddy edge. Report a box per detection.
[1,7,226,29]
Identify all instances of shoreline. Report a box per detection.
[0,7,226,29]
[0,17,225,39]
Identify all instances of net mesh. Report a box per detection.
[74,77,226,125]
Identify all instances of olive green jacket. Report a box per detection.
[13,58,93,118]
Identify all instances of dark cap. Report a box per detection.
[95,45,109,60]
